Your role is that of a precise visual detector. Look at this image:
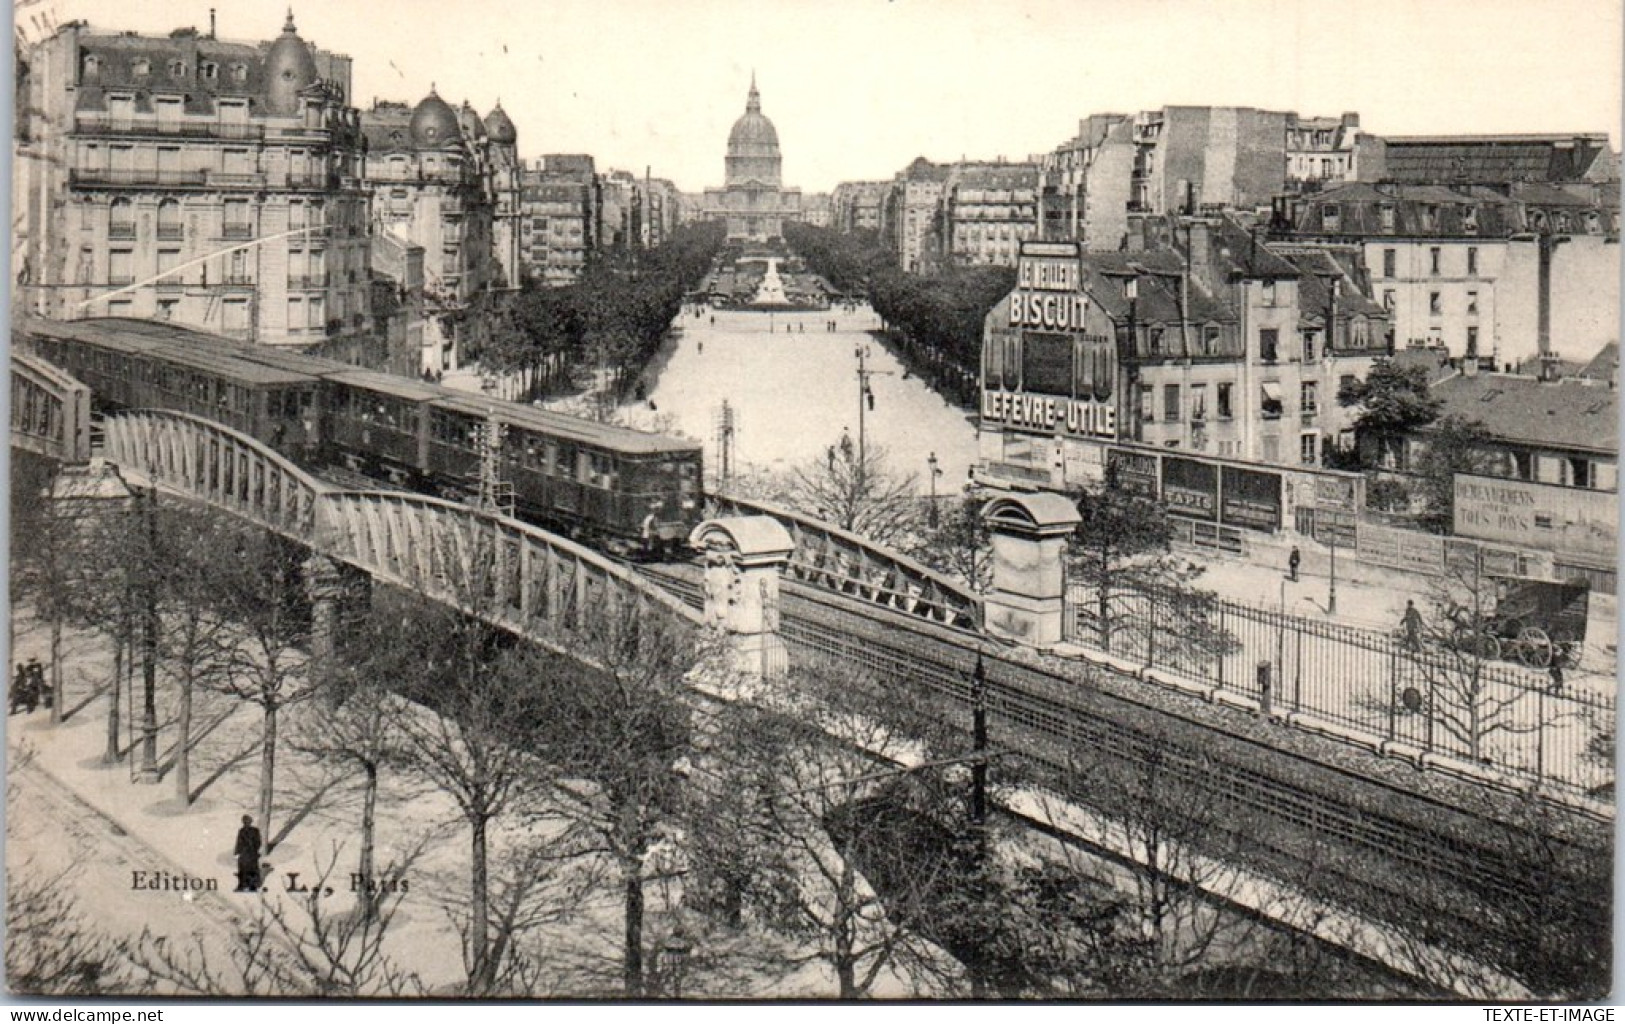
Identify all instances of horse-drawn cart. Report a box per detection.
[1448,575,1590,668]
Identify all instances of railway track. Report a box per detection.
[638,562,1610,996]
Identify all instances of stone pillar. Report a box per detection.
[981,492,1082,650]
[303,554,371,687]
[689,516,794,682]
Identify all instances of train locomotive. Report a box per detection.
[16,316,704,555]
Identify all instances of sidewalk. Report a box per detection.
[3,608,565,994]
[3,606,901,998]
[1183,540,1618,679]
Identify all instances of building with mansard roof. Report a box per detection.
[360,88,510,371]
[1275,179,1619,369]
[13,13,374,355]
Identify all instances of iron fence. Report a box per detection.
[1064,581,1614,800]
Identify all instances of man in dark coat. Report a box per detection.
[234,815,262,892]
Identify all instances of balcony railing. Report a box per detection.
[71,168,208,187]
[156,224,184,240]
[107,275,135,286]
[73,117,266,141]
[220,274,256,287]
[286,170,335,188]
[287,274,329,290]
[221,224,256,240]
[208,171,267,188]
[108,224,137,240]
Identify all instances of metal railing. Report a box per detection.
[156,224,185,241]
[286,170,334,188]
[208,171,267,188]
[107,223,137,240]
[221,224,256,239]
[1063,580,1615,800]
[74,117,267,141]
[71,168,209,187]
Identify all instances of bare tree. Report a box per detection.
[5,861,130,995]
[526,600,702,997]
[131,850,424,997]
[905,491,994,593]
[150,505,241,804]
[784,436,921,548]
[1027,734,1270,997]
[1401,554,1551,764]
[291,651,419,924]
[203,528,320,846]
[380,581,563,996]
[1065,485,1231,665]
[691,658,967,998]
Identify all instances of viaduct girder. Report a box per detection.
[711,492,981,630]
[98,410,704,648]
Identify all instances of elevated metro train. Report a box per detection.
[16,316,705,553]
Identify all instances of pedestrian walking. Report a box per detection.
[24,658,45,713]
[10,663,32,715]
[1288,547,1300,582]
[1402,600,1423,651]
[234,815,263,892]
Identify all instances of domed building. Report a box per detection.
[360,86,510,372]
[704,75,802,243]
[12,13,373,354]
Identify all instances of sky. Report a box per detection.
[14,0,1625,193]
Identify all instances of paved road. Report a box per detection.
[625,304,980,494]
[6,751,244,990]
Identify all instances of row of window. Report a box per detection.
[82,54,250,83]
[1139,379,1339,424]
[1380,246,1481,278]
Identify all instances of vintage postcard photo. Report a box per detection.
[5,0,1619,1003]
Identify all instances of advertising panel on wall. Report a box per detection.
[1220,465,1283,532]
[1161,456,1218,520]
[979,241,1120,443]
[1453,474,1618,567]
[1106,448,1159,497]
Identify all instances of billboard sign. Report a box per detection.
[1106,448,1159,497]
[1162,457,1218,520]
[1221,466,1283,533]
[1453,474,1617,565]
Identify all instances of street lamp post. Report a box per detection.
[927,451,942,528]
[854,344,893,482]
[1328,532,1339,615]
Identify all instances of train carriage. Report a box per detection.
[18,318,320,451]
[426,392,703,551]
[16,314,706,554]
[321,369,439,480]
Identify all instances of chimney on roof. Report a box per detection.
[1341,112,1360,129]
[1187,219,1214,293]
[1538,351,1562,383]
[209,8,216,38]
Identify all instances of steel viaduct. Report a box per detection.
[11,352,1611,999]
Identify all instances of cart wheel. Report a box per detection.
[1475,632,1503,662]
[1518,626,1553,668]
